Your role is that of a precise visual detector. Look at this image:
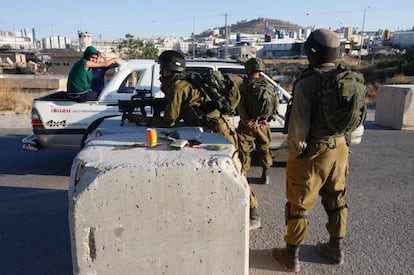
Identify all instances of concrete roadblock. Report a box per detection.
[0,74,67,91]
[375,85,414,130]
[68,127,249,275]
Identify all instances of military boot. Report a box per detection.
[271,244,300,272]
[249,207,262,230]
[260,166,270,185]
[316,237,344,265]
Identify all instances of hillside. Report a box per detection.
[199,17,303,36]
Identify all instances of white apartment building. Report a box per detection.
[0,29,35,49]
[392,29,414,48]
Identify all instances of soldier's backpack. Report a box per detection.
[243,77,278,121]
[283,64,367,136]
[316,64,367,135]
[178,70,240,115]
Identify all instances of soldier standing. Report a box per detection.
[271,28,365,272]
[237,57,278,230]
[237,57,278,185]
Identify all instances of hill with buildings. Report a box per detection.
[198,17,304,36]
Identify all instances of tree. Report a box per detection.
[404,45,414,65]
[117,34,158,60]
[141,43,159,60]
[0,44,12,51]
[117,34,143,59]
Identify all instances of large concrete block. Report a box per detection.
[68,127,249,275]
[0,74,67,91]
[375,85,414,130]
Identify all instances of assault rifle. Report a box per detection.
[117,89,166,126]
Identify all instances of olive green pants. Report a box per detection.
[237,121,272,174]
[213,117,239,151]
[215,119,261,210]
[284,142,349,245]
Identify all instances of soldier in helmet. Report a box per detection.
[147,50,268,231]
[237,57,278,185]
[237,57,279,230]
[271,28,357,272]
[129,50,237,146]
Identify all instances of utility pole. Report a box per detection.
[224,13,229,59]
[359,7,369,65]
[192,16,195,59]
[12,19,17,49]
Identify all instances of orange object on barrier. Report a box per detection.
[146,128,157,147]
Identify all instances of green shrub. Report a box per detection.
[376,58,402,68]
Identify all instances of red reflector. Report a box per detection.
[32,119,43,128]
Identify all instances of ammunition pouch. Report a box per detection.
[308,135,347,149]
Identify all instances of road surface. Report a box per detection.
[0,111,413,274]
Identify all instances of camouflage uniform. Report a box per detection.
[285,63,349,245]
[236,77,273,174]
[159,73,238,148]
[272,29,354,272]
[236,76,274,223]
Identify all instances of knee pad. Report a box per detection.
[285,202,308,225]
[322,200,348,217]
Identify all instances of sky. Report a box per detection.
[1,0,414,41]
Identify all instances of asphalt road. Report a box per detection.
[249,112,414,274]
[0,129,77,275]
[1,112,413,274]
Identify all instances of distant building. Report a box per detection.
[78,31,93,51]
[344,27,353,40]
[228,45,256,60]
[41,36,71,49]
[0,29,35,49]
[392,30,414,49]
[256,36,305,58]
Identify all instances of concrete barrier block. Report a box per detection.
[375,85,414,130]
[68,128,249,275]
[0,75,67,91]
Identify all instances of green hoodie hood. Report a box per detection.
[83,46,99,59]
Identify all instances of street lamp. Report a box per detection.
[359,6,370,64]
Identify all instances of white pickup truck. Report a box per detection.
[22,59,293,152]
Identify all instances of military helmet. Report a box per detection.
[245,57,265,72]
[304,28,340,63]
[158,50,186,72]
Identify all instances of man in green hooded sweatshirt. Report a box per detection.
[67,46,121,102]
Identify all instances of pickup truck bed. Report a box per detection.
[37,91,72,101]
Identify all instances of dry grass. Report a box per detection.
[385,74,411,84]
[0,83,51,114]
